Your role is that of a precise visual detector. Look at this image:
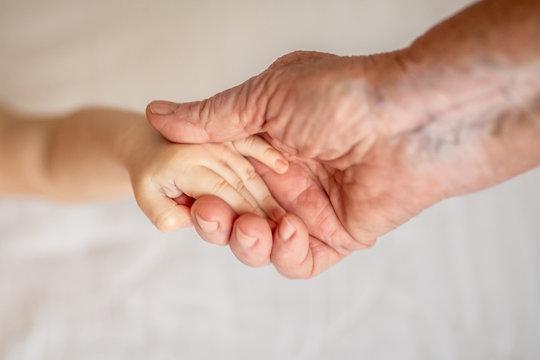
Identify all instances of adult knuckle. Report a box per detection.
[198,98,215,131]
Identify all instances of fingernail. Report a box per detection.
[149,101,176,115]
[236,227,258,249]
[274,159,289,174]
[278,217,296,242]
[195,213,218,233]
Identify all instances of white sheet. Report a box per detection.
[1,0,539,359]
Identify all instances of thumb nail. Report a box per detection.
[149,101,178,115]
[278,217,296,242]
[236,227,258,249]
[195,213,219,233]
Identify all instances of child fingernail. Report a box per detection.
[236,227,258,249]
[195,214,218,233]
[278,217,296,242]
[274,159,289,173]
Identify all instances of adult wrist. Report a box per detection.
[382,42,540,198]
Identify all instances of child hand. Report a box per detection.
[128,129,288,233]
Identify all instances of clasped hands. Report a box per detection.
[145,37,540,278]
[144,51,445,278]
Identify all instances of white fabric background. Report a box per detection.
[1,0,539,359]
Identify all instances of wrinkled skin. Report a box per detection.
[146,51,447,278]
[146,0,540,278]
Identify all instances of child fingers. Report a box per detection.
[180,168,261,216]
[134,187,193,233]
[200,161,261,214]
[219,152,285,222]
[232,135,289,174]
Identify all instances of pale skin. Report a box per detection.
[146,0,540,278]
[0,107,288,233]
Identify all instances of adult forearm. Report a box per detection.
[382,0,540,196]
[400,0,539,121]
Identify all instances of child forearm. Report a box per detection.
[0,106,288,232]
[0,108,144,201]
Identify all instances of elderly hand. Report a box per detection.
[146,0,540,278]
[145,50,446,278]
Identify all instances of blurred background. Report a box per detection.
[0,0,539,359]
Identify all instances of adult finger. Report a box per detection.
[190,195,237,246]
[146,79,267,143]
[271,213,344,279]
[229,213,273,268]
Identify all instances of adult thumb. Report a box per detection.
[146,84,264,143]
